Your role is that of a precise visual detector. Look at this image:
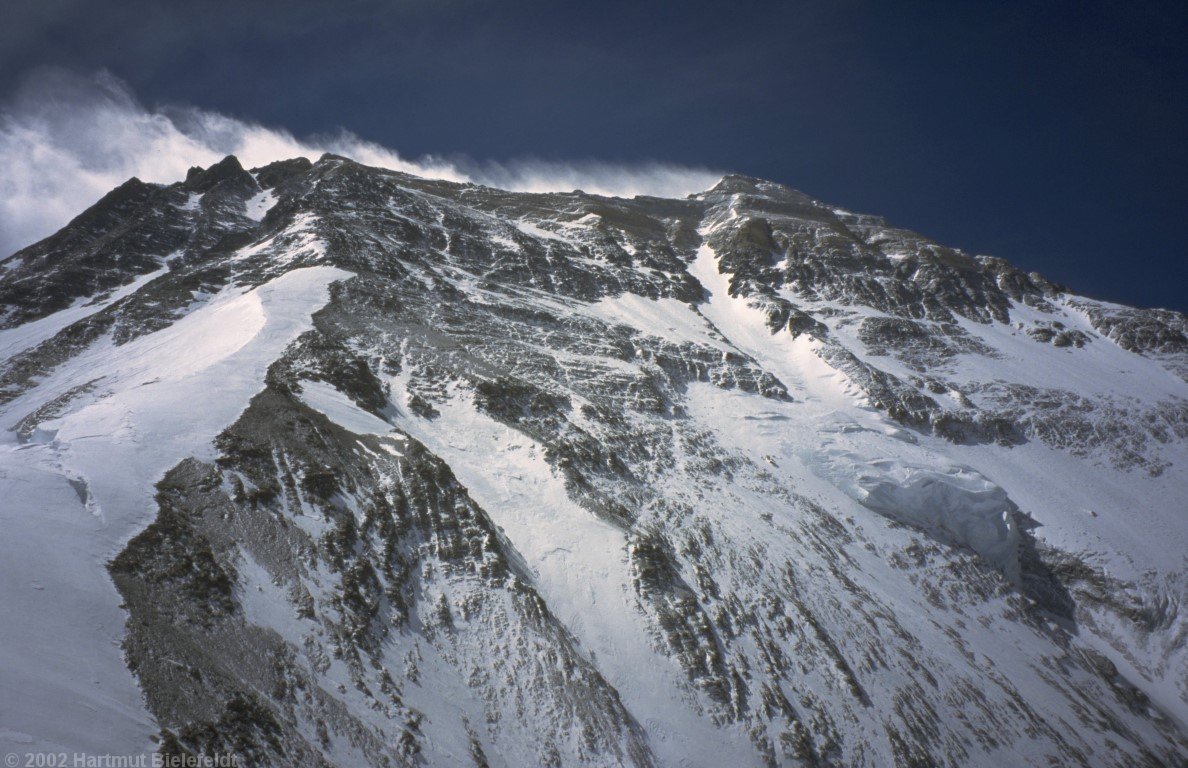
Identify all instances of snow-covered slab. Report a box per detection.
[298,379,395,435]
[513,219,570,243]
[579,293,732,351]
[244,189,276,222]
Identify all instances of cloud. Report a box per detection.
[0,69,722,257]
[457,157,726,201]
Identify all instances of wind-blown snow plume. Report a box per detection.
[0,69,721,258]
[456,157,726,200]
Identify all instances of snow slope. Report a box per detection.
[0,266,349,755]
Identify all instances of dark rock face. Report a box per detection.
[0,177,167,327]
[254,157,315,190]
[2,155,1186,767]
[183,155,255,193]
[0,156,268,331]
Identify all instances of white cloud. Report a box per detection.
[0,70,722,257]
[459,157,725,200]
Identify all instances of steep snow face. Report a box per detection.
[0,266,348,755]
[0,155,1185,766]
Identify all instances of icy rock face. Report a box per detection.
[1,155,1187,767]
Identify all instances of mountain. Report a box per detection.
[0,154,1185,767]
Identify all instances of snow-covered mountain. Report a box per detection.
[1,154,1185,767]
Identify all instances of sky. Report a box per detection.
[1,0,1185,311]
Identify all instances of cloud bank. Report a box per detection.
[0,70,722,257]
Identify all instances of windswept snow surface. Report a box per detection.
[0,266,349,755]
[581,293,732,352]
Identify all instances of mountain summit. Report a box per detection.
[1,155,1185,766]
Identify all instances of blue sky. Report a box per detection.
[2,0,1185,310]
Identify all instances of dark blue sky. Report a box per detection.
[3,0,1185,311]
